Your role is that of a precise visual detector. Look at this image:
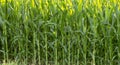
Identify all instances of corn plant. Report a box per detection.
[0,0,120,65]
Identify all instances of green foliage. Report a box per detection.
[0,0,120,65]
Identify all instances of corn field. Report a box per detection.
[0,0,120,65]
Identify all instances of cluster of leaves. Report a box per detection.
[0,0,120,65]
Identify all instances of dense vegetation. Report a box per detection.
[0,0,120,65]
